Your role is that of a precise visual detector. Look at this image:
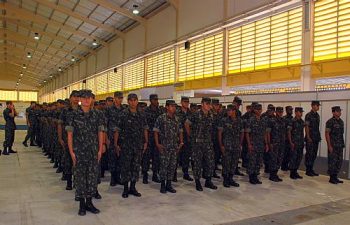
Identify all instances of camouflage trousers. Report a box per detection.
[213,138,222,167]
[289,144,304,170]
[142,139,160,174]
[222,145,240,176]
[108,145,119,173]
[159,148,177,181]
[241,140,249,168]
[120,144,142,184]
[192,142,215,180]
[74,157,98,199]
[328,147,344,175]
[269,143,285,172]
[54,144,64,165]
[246,146,264,175]
[3,126,15,148]
[63,146,73,176]
[178,142,191,173]
[305,141,319,168]
[281,141,291,170]
[23,124,35,144]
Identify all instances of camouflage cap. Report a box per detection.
[128,93,138,100]
[79,89,94,98]
[211,98,220,105]
[70,90,80,98]
[276,106,284,112]
[201,97,211,104]
[106,97,113,102]
[166,99,177,106]
[149,94,158,100]
[295,107,304,112]
[332,106,341,112]
[114,91,123,98]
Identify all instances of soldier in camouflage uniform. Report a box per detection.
[304,101,321,177]
[261,104,275,174]
[245,103,268,184]
[175,96,193,181]
[105,91,125,186]
[326,106,345,184]
[23,101,37,147]
[185,97,217,191]
[287,107,305,180]
[241,104,253,169]
[232,96,245,176]
[281,106,293,171]
[2,101,18,155]
[142,94,162,183]
[154,100,184,194]
[66,89,105,216]
[113,93,149,198]
[58,90,80,190]
[211,98,222,179]
[53,100,65,173]
[266,107,286,182]
[218,104,244,188]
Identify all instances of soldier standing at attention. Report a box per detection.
[175,96,193,181]
[288,107,305,180]
[23,101,37,147]
[105,92,125,186]
[2,101,18,155]
[262,105,275,174]
[143,94,162,184]
[66,90,105,216]
[113,93,149,198]
[245,103,268,184]
[326,106,345,184]
[185,97,217,191]
[266,107,286,182]
[212,98,222,179]
[232,96,245,176]
[218,104,244,188]
[241,105,253,169]
[281,106,293,171]
[304,101,321,177]
[154,100,184,194]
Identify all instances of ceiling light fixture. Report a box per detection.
[22,64,27,69]
[27,52,32,58]
[58,67,62,72]
[34,32,40,40]
[71,56,75,62]
[43,80,47,83]
[92,39,98,46]
[20,72,23,76]
[132,5,139,15]
[49,75,53,78]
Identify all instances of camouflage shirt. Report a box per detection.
[246,116,268,145]
[267,116,287,144]
[176,107,191,142]
[58,106,77,141]
[305,110,321,142]
[105,104,124,138]
[145,105,163,131]
[153,113,183,149]
[218,116,244,147]
[186,110,214,143]
[3,108,16,128]
[326,117,345,148]
[288,117,305,146]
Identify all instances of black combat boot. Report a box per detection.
[290,170,297,180]
[122,183,129,198]
[93,190,102,199]
[329,175,338,184]
[66,175,73,190]
[305,167,314,177]
[85,197,100,214]
[275,171,283,182]
[183,169,194,181]
[53,161,59,169]
[195,179,203,191]
[160,180,166,194]
[2,147,9,155]
[249,174,257,184]
[22,141,28,147]
[152,173,161,183]
[204,178,218,190]
[311,169,319,176]
[115,171,122,185]
[78,198,86,216]
[223,176,230,188]
[143,172,149,184]
[295,170,303,179]
[129,181,141,197]
[166,180,176,193]
[173,171,178,182]
[56,164,63,173]
[254,174,262,184]
[61,173,67,181]
[269,171,280,182]
[8,147,17,154]
[228,174,239,187]
[335,175,343,184]
[234,168,245,176]
[110,172,117,186]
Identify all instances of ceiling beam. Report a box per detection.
[0,53,53,74]
[33,0,125,39]
[0,61,43,78]
[92,0,146,25]
[167,0,179,10]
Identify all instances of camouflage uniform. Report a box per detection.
[326,116,345,176]
[267,115,286,173]
[186,110,215,180]
[23,106,36,145]
[154,113,182,181]
[66,107,105,199]
[304,110,321,170]
[241,110,253,168]
[288,117,305,171]
[218,116,244,176]
[3,108,16,150]
[114,108,149,184]
[176,107,192,174]
[281,112,293,170]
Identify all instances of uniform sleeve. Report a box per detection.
[325,119,332,132]
[245,118,251,133]
[265,118,272,133]
[239,120,244,133]
[153,116,161,132]
[98,111,106,132]
[143,113,149,130]
[217,118,224,131]
[185,113,195,126]
[65,111,74,132]
[305,113,311,126]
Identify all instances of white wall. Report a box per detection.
[125,25,146,59]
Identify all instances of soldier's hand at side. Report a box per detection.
[115,145,121,157]
[265,144,269,152]
[156,144,165,153]
[143,142,148,153]
[59,139,65,149]
[220,145,225,154]
[71,153,77,167]
[248,144,253,153]
[328,145,333,153]
[290,143,295,151]
[98,151,102,162]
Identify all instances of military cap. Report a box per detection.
[181,96,189,101]
[166,99,177,106]
[251,101,259,107]
[201,97,211,104]
[226,104,237,111]
[211,98,220,105]
[70,90,80,98]
[311,100,321,106]
[190,103,198,108]
[233,96,242,104]
[268,105,276,111]
[128,93,138,100]
[276,106,284,112]
[254,104,262,110]
[57,99,65,104]
[149,94,158,100]
[295,107,304,112]
[286,106,293,111]
[138,102,147,107]
[106,97,113,102]
[332,106,341,112]
[79,89,94,98]
[114,91,123,98]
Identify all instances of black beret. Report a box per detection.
[166,100,177,106]
[128,93,138,100]
[295,107,304,112]
[201,97,211,103]
[149,94,158,100]
[332,106,341,112]
[311,100,321,106]
[114,91,123,98]
[211,98,220,104]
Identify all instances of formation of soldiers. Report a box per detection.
[1,90,346,216]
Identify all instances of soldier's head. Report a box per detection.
[149,94,159,107]
[211,98,220,111]
[311,101,320,112]
[127,93,138,110]
[286,106,293,115]
[253,104,262,116]
[227,104,237,118]
[190,103,198,112]
[332,106,341,118]
[6,101,13,108]
[246,105,252,112]
[106,97,114,107]
[30,101,36,108]
[137,102,147,112]
[78,89,94,108]
[181,96,190,109]
[114,91,123,105]
[233,96,242,107]
[69,90,80,106]
[201,97,212,112]
[57,99,65,108]
[165,100,177,114]
[294,107,304,118]
[276,107,284,117]
[267,105,275,116]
